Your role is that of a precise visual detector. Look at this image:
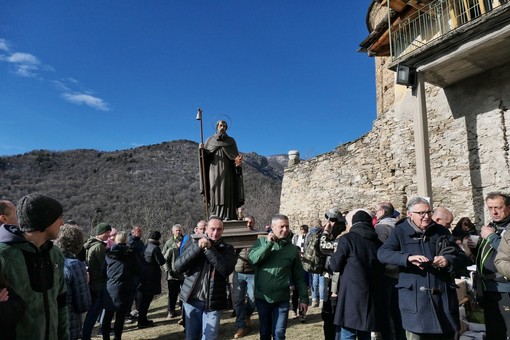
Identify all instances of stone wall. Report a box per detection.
[375,57,395,116]
[280,60,510,230]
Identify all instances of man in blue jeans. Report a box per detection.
[249,214,309,340]
[233,215,257,338]
[175,217,236,339]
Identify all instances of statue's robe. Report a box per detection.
[199,132,244,220]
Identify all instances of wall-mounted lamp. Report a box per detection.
[396,64,417,88]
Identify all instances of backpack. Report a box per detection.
[301,230,326,274]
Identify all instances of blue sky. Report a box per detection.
[0,1,376,159]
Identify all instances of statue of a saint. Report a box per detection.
[199,120,244,220]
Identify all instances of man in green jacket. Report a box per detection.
[82,222,112,340]
[249,214,309,340]
[0,193,69,340]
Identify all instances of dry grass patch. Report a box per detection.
[108,295,324,340]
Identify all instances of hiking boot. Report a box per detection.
[299,313,306,323]
[234,328,248,339]
[311,300,319,308]
[138,320,154,329]
[291,311,298,319]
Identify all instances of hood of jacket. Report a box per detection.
[376,216,398,228]
[147,239,161,247]
[0,224,53,253]
[0,224,27,244]
[106,243,133,260]
[349,222,379,241]
[84,237,104,251]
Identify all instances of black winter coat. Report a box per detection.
[128,234,144,256]
[329,222,384,332]
[139,239,165,295]
[175,238,235,311]
[104,244,141,312]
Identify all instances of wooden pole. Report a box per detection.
[196,108,209,218]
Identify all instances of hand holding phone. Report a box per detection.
[481,225,495,239]
[267,232,276,243]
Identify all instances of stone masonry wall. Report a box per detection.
[280,61,510,230]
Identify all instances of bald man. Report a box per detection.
[0,200,17,225]
[432,207,454,230]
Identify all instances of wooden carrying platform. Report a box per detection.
[193,220,266,249]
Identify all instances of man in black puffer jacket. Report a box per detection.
[175,216,236,340]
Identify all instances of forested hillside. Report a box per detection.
[0,140,286,237]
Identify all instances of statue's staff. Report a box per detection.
[196,108,209,218]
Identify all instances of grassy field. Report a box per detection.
[104,295,324,340]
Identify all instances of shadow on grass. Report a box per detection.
[118,296,325,340]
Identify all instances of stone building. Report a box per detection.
[280,0,510,229]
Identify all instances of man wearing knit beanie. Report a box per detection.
[17,193,64,234]
[329,208,384,340]
[0,193,69,339]
[82,222,112,340]
[96,222,112,236]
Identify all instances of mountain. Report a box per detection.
[0,140,287,236]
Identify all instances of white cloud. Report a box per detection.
[7,52,40,65]
[52,80,71,92]
[66,77,79,85]
[62,93,110,111]
[42,64,55,72]
[0,52,42,78]
[1,37,110,111]
[52,77,81,92]
[0,39,9,51]
[14,63,39,78]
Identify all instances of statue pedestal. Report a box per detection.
[222,220,267,249]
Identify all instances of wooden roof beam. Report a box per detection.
[380,0,408,12]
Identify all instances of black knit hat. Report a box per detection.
[352,210,373,225]
[17,193,63,232]
[149,231,161,241]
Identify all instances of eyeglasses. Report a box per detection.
[410,211,432,217]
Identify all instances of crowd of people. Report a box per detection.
[1,191,510,339]
[0,194,179,340]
